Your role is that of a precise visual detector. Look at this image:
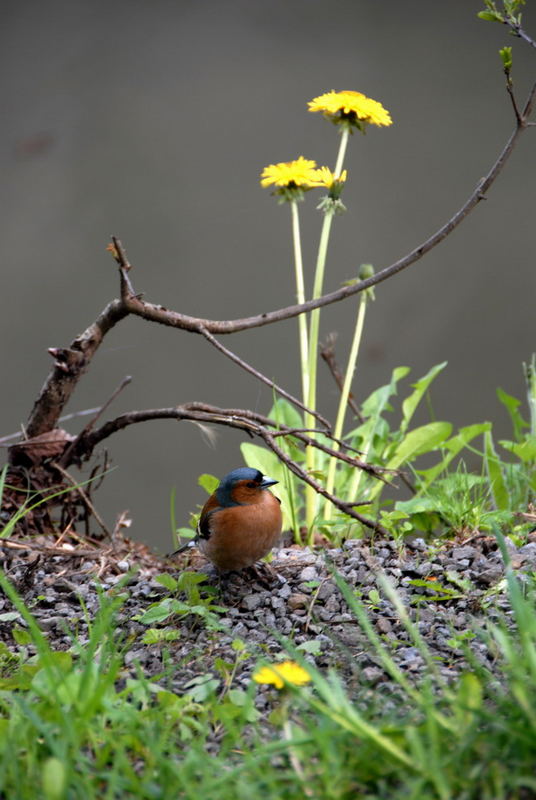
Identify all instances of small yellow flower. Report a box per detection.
[312,166,348,188]
[308,90,392,130]
[253,660,312,689]
[260,156,322,189]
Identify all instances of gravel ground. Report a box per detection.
[1,532,536,714]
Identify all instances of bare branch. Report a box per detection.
[262,433,388,535]
[68,401,389,532]
[51,461,112,539]
[198,326,331,430]
[504,19,536,49]
[25,299,129,438]
[58,375,132,468]
[320,333,364,422]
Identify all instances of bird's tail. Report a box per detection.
[167,539,196,558]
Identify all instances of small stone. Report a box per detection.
[116,560,130,572]
[407,538,427,551]
[299,566,318,582]
[277,582,292,600]
[519,542,536,563]
[361,666,384,684]
[240,594,263,612]
[270,596,286,611]
[477,567,503,586]
[416,561,434,576]
[287,593,309,611]
[317,582,336,601]
[38,616,65,631]
[376,616,393,634]
[451,546,477,561]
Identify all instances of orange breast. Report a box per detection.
[198,491,282,571]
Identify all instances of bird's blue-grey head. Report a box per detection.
[216,467,278,506]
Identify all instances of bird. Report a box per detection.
[172,467,282,572]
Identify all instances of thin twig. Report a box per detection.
[51,461,112,539]
[59,375,132,467]
[320,334,364,422]
[0,537,102,558]
[80,403,385,479]
[263,431,388,534]
[110,235,137,296]
[72,402,388,531]
[199,326,331,430]
[505,19,536,49]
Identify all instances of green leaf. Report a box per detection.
[499,436,536,462]
[12,626,33,645]
[497,387,527,441]
[416,423,491,490]
[477,11,502,21]
[228,688,248,706]
[142,628,181,644]
[500,46,513,70]
[386,422,452,469]
[138,598,175,624]
[297,639,322,654]
[484,430,509,510]
[155,573,178,592]
[400,361,447,434]
[456,673,483,730]
[198,473,219,495]
[269,397,303,430]
[184,675,220,701]
[42,757,66,800]
[360,366,411,419]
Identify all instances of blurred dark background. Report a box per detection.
[1,0,534,552]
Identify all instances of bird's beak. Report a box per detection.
[261,475,278,488]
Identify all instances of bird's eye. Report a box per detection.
[246,481,257,489]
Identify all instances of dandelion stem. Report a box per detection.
[304,129,350,534]
[324,292,369,520]
[334,128,350,178]
[291,200,309,405]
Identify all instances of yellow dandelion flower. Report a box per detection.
[308,90,392,130]
[253,661,312,689]
[260,156,322,189]
[312,166,348,188]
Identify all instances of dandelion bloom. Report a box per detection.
[308,90,392,129]
[253,661,312,689]
[312,166,348,188]
[260,156,323,189]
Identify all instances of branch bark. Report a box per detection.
[26,300,129,437]
[70,401,389,533]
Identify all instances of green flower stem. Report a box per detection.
[304,129,350,533]
[291,200,309,404]
[304,209,335,531]
[347,417,372,508]
[323,292,369,521]
[334,127,350,178]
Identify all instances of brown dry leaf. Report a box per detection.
[9,428,75,466]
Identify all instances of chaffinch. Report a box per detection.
[174,467,282,572]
